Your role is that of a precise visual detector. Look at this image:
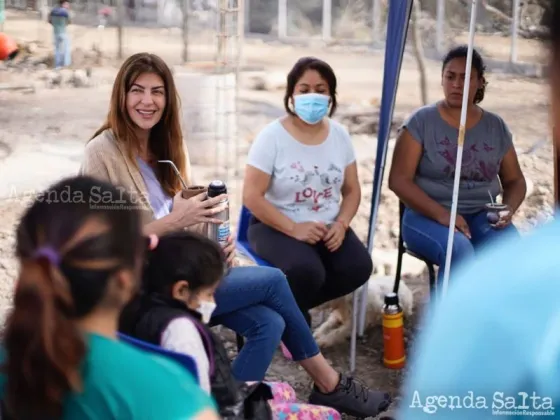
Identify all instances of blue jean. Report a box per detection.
[211,266,320,381]
[54,33,71,68]
[402,208,519,285]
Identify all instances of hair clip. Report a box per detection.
[33,246,61,266]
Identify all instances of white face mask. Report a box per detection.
[196,300,217,324]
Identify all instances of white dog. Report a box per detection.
[311,275,414,349]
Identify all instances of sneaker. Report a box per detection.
[308,374,391,418]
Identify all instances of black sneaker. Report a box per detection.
[308,374,391,418]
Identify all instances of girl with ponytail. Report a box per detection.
[1,175,218,420]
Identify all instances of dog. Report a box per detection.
[311,275,414,349]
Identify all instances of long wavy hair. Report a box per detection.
[91,53,189,196]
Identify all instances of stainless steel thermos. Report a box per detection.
[206,180,230,247]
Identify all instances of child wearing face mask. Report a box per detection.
[119,231,341,420]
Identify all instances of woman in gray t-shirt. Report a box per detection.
[388,46,526,285]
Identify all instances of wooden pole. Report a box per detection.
[237,0,244,70]
[181,0,188,62]
[244,0,249,34]
[216,0,226,65]
[510,0,520,63]
[0,0,5,32]
[372,0,381,45]
[116,0,124,59]
[278,0,287,39]
[436,0,445,55]
[322,0,331,42]
[411,0,428,105]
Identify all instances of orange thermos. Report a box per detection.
[0,33,19,61]
[382,292,406,369]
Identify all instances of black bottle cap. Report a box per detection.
[384,292,399,306]
[207,180,227,197]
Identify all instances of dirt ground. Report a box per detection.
[0,10,556,419]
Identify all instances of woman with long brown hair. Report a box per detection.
[0,175,218,419]
[80,52,392,419]
[83,53,223,230]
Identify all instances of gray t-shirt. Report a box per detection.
[403,103,513,214]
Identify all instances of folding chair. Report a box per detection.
[118,333,199,382]
[393,202,437,299]
[236,206,274,268]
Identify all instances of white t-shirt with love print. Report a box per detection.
[247,118,356,224]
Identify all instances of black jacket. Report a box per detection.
[119,294,272,419]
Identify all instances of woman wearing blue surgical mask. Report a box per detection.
[243,57,372,329]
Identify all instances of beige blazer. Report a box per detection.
[79,129,159,226]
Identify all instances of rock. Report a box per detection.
[245,72,266,90]
[59,69,73,85]
[535,184,550,196]
[246,71,286,91]
[46,71,63,87]
[41,68,91,88]
[70,69,90,88]
[263,72,286,91]
[25,42,38,55]
[525,177,534,198]
[337,105,405,136]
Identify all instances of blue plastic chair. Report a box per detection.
[233,206,274,351]
[236,206,273,267]
[118,333,199,383]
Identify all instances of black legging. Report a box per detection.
[248,220,373,323]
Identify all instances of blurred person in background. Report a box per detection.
[397,4,560,418]
[0,176,218,420]
[48,0,71,68]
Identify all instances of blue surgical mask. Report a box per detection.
[293,93,330,125]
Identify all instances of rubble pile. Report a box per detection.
[0,40,100,89]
